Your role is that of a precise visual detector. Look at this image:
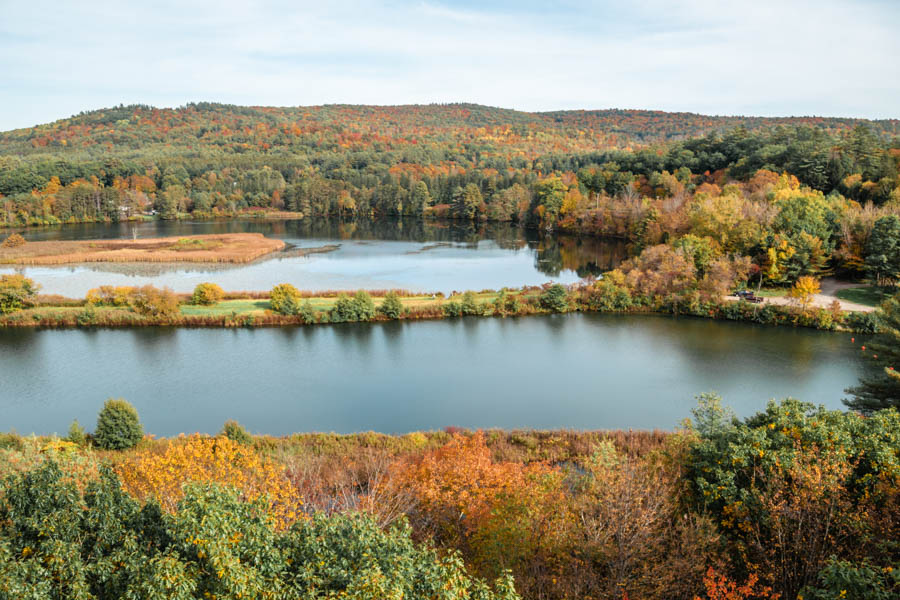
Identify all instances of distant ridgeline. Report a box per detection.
[0,102,898,231]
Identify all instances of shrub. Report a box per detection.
[686,396,900,599]
[113,435,298,527]
[86,285,133,307]
[76,304,96,326]
[0,464,519,600]
[270,283,301,315]
[539,283,570,313]
[0,233,25,248]
[130,285,179,318]
[802,559,900,600]
[492,289,521,315]
[379,290,404,319]
[0,274,39,314]
[191,282,224,305]
[298,299,316,324]
[65,420,87,446]
[94,398,143,450]
[581,270,633,311]
[443,300,463,317]
[461,291,483,316]
[330,290,376,322]
[221,419,252,445]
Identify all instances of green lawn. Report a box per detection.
[179,293,503,317]
[754,288,788,298]
[180,299,271,316]
[835,286,892,307]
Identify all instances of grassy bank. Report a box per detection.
[0,282,883,333]
[835,285,893,307]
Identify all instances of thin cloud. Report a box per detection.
[0,0,897,130]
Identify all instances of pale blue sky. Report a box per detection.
[1,0,898,131]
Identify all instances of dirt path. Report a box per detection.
[758,278,875,313]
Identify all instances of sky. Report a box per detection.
[1,0,898,131]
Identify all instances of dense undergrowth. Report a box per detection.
[0,398,898,599]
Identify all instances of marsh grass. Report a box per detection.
[0,233,284,265]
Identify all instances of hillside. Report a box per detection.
[2,103,898,159]
[0,103,897,237]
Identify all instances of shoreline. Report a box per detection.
[0,285,875,333]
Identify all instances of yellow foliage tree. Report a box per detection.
[788,276,821,309]
[114,435,301,528]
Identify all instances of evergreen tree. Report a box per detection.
[845,293,900,412]
[865,215,900,288]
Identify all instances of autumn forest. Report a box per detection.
[2,101,900,600]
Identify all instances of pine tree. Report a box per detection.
[845,293,900,413]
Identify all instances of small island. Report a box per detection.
[0,233,286,265]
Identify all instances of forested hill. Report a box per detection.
[2,103,898,157]
[1,103,898,249]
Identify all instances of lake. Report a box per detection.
[0,313,863,436]
[0,218,626,296]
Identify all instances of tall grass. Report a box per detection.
[0,233,285,265]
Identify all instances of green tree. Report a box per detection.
[533,177,566,228]
[865,215,900,288]
[378,291,404,319]
[453,183,482,220]
[845,292,900,412]
[539,284,569,313]
[220,420,252,445]
[94,398,143,450]
[65,420,87,446]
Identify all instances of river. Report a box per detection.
[0,313,863,436]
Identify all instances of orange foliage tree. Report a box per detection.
[395,432,573,594]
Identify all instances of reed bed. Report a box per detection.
[0,233,285,265]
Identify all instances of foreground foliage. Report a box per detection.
[1,397,897,600]
[0,463,518,600]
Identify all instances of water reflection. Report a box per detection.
[1,218,627,295]
[0,314,863,436]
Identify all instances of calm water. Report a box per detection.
[0,219,626,296]
[0,314,863,436]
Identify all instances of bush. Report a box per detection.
[0,233,25,248]
[76,304,96,326]
[191,282,224,305]
[270,283,301,315]
[846,310,881,333]
[94,398,143,450]
[86,285,133,307]
[581,271,633,311]
[0,274,39,314]
[130,285,179,318]
[65,420,87,446]
[0,464,519,600]
[492,289,520,316]
[687,396,900,599]
[539,283,570,313]
[461,291,483,316]
[379,291,404,319]
[801,559,900,600]
[298,299,316,324]
[443,300,463,317]
[221,419,252,445]
[330,290,376,322]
